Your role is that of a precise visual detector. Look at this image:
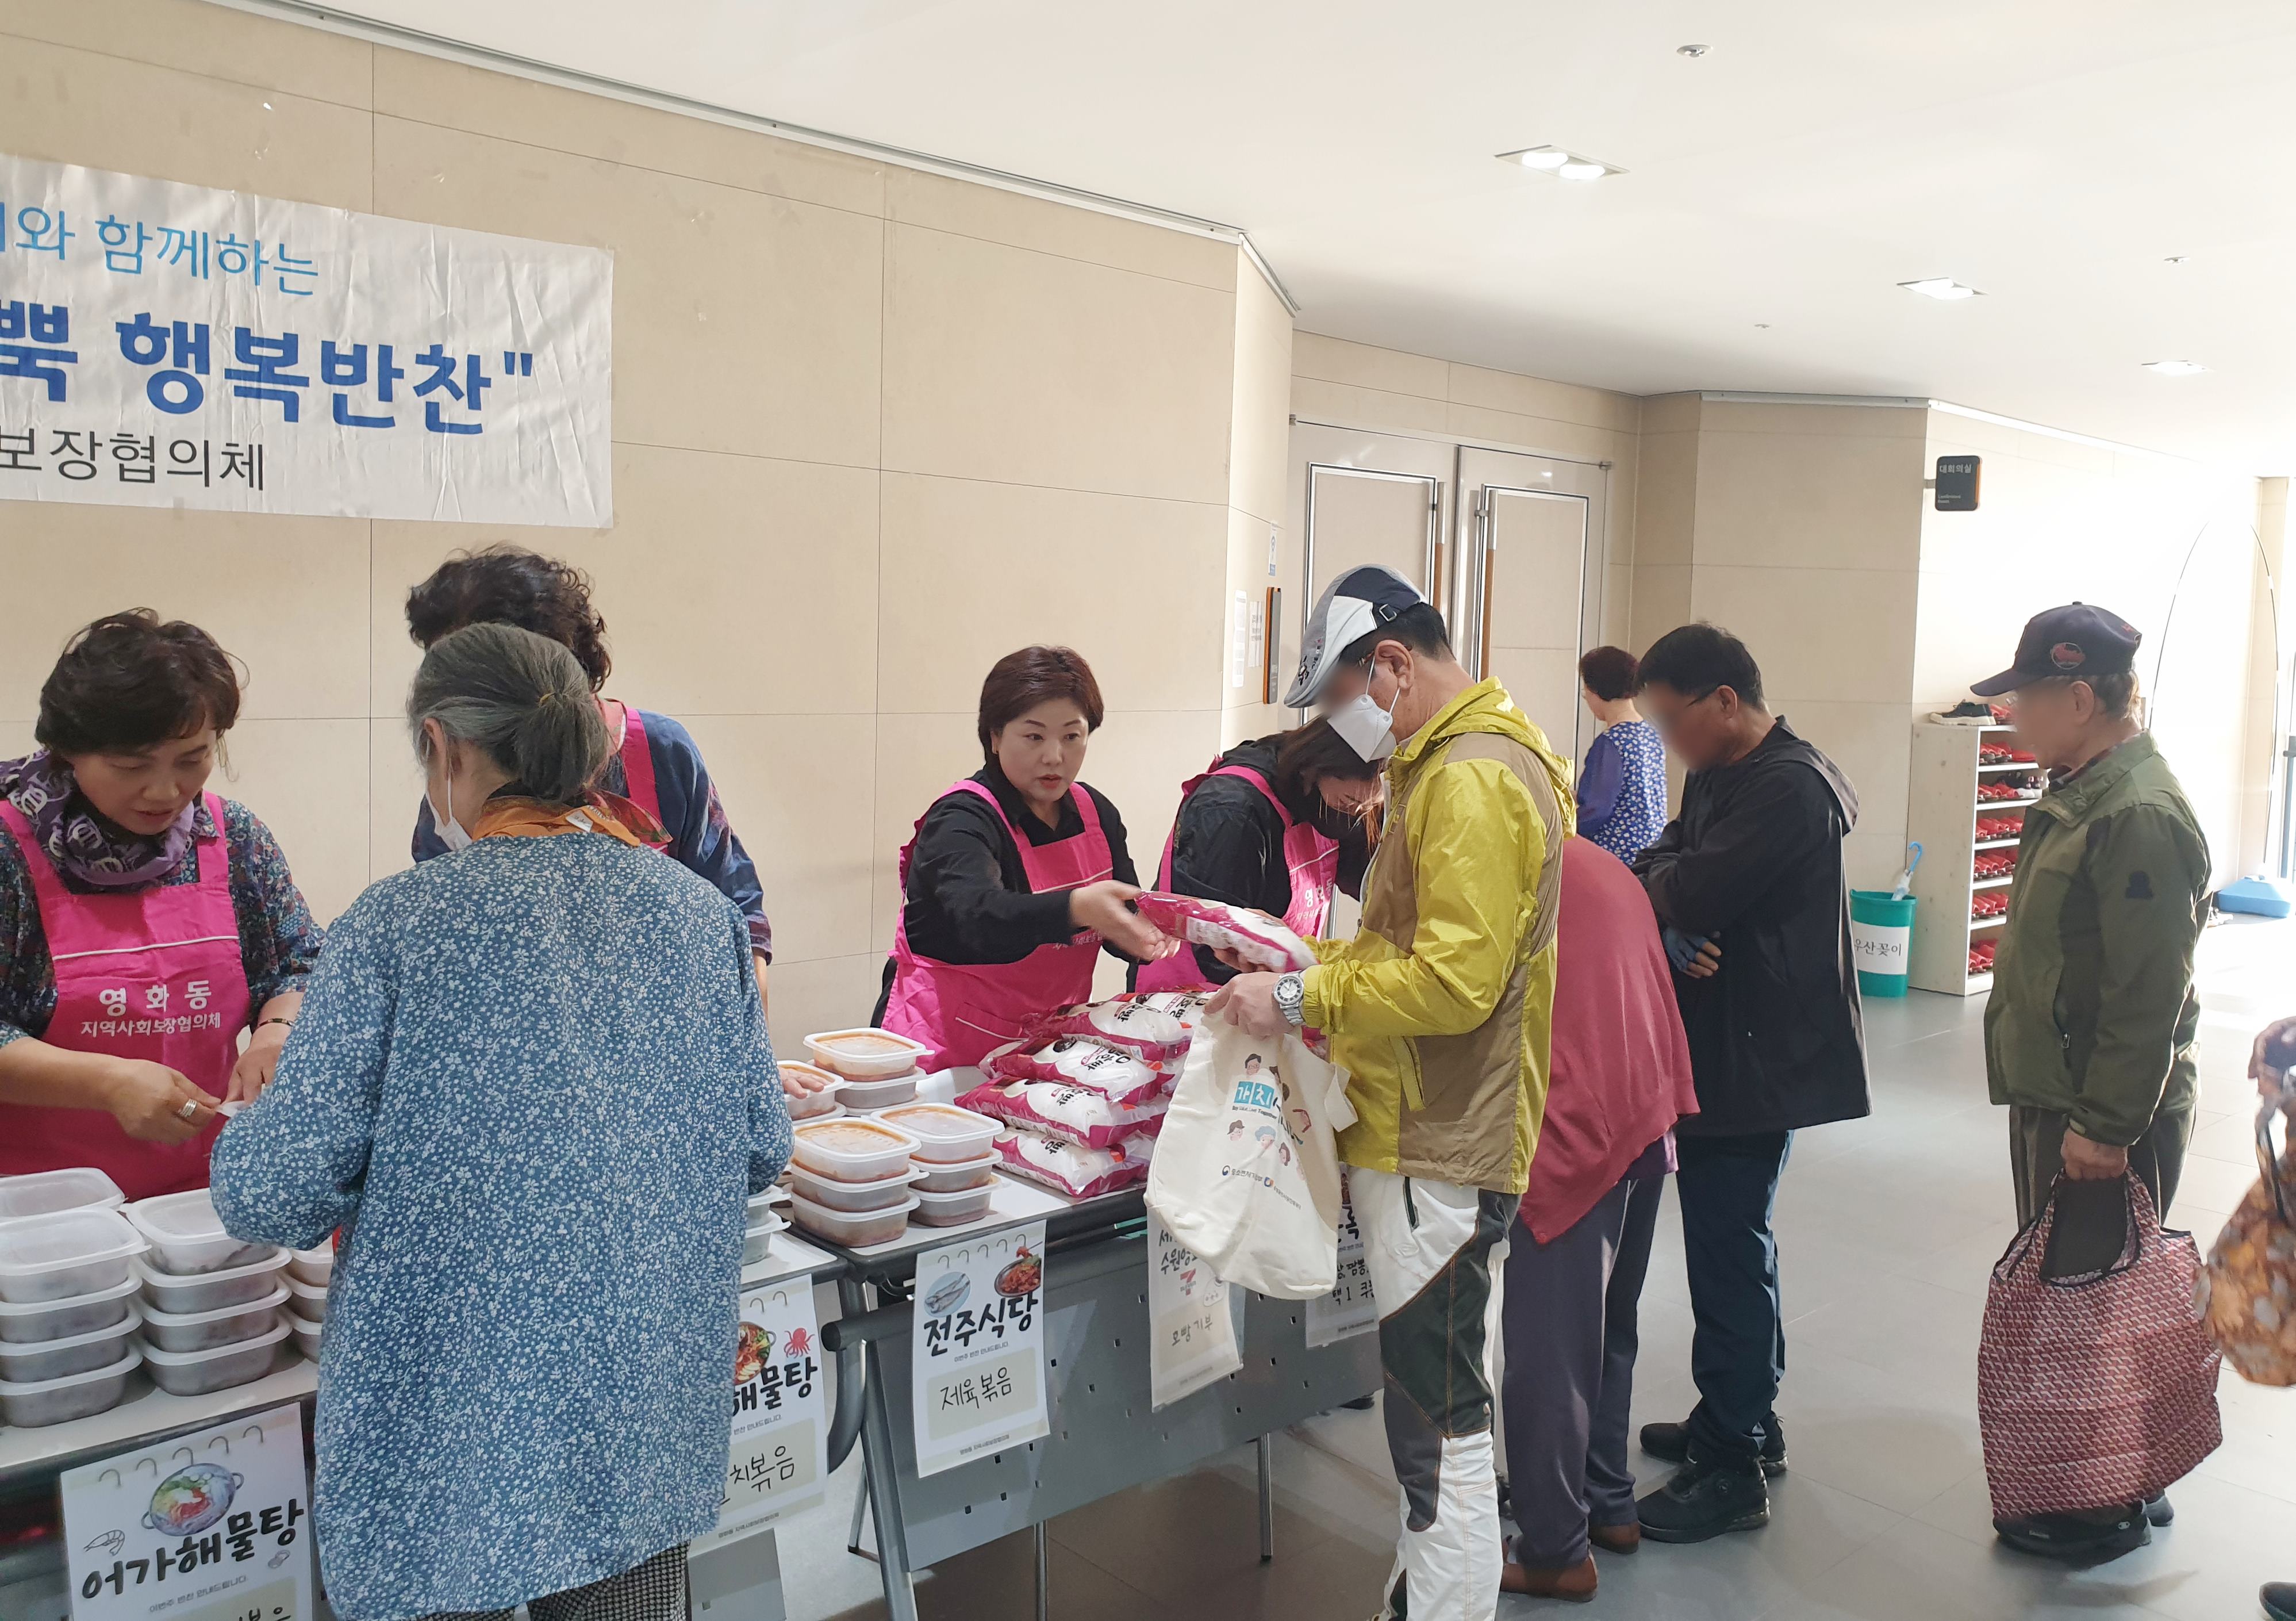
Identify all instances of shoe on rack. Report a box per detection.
[1992,1505,2149,1563]
[1589,1521,1641,1556]
[1637,1453,1771,1545]
[1501,1555,1597,1602]
[2144,1491,2174,1527]
[1638,1416,1788,1477]
[2260,1581,2296,1621]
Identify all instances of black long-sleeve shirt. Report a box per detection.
[873,764,1139,1020]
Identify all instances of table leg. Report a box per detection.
[859,1335,920,1621]
[1034,1521,1049,1621]
[846,1455,873,1559]
[1257,1434,1275,1562]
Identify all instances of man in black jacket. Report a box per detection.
[1627,623,1871,1543]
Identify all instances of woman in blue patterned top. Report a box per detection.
[212,623,790,1621]
[1575,646,1668,863]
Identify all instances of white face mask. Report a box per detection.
[1329,658,1400,764]
[424,734,474,853]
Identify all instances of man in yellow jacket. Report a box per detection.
[1210,565,1572,1621]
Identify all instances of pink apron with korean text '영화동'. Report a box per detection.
[1133,761,1341,994]
[0,795,251,1200]
[880,780,1114,1070]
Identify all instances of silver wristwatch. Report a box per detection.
[1273,971,1306,1027]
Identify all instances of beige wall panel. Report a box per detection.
[882,224,1235,504]
[1291,332,1448,400]
[1698,401,1927,440]
[1602,564,1635,650]
[885,169,1234,292]
[1071,708,1223,890]
[1229,264,1296,528]
[1490,647,1583,764]
[2,505,370,725]
[221,718,371,923]
[1639,393,1702,436]
[1634,432,1700,569]
[372,116,884,468]
[0,0,371,106]
[370,47,886,217]
[868,712,989,956]
[1631,564,1693,654]
[1604,438,1640,569]
[0,35,373,208]
[365,719,426,886]
[1442,406,1621,465]
[1446,362,1638,435]
[1690,430,1927,572]
[764,953,887,1059]
[1289,377,1449,436]
[877,473,1227,716]
[1690,565,1917,707]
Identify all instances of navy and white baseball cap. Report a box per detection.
[1284,565,1427,708]
[1971,603,2141,697]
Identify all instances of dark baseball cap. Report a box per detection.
[1284,565,1426,707]
[1970,603,2141,698]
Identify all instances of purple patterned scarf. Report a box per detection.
[0,750,209,888]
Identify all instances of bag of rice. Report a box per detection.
[960,1077,1167,1149]
[993,1128,1151,1199]
[1131,892,1316,974]
[981,1036,1171,1105]
[1022,991,1212,1066]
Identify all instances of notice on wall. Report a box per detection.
[912,1223,1048,1476]
[1148,1211,1242,1408]
[61,1403,313,1621]
[1305,1189,1378,1347]
[695,1277,828,1553]
[0,154,612,524]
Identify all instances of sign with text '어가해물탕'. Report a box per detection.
[0,154,612,525]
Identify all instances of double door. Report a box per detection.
[1286,421,1607,761]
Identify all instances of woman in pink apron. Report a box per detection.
[874,647,1176,1071]
[1136,718,1381,992]
[0,612,324,1199]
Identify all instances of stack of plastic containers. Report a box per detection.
[744,1189,789,1266]
[803,1028,931,1111]
[283,1243,332,1361]
[776,1061,847,1122]
[877,1103,1000,1225]
[124,1191,291,1396]
[785,1116,923,1245]
[0,1189,147,1425]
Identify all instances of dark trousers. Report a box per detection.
[1500,1174,1665,1567]
[2008,1103,2194,1229]
[1677,1129,1792,1464]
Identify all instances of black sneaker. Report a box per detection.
[2262,1581,2296,1621]
[1638,1417,1788,1477]
[1637,1454,1771,1544]
[1992,1505,2149,1563]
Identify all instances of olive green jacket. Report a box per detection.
[1982,733,2209,1145]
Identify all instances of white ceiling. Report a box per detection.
[336,0,2296,472]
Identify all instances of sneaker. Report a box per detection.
[2144,1491,2174,1527]
[1637,1454,1771,1544]
[1992,1505,2149,1563]
[1638,1416,1788,1477]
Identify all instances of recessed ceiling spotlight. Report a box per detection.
[2142,359,2209,375]
[1508,147,1571,171]
[1677,43,1710,57]
[1557,160,1608,182]
[1497,145,1625,181]
[1899,277,1982,301]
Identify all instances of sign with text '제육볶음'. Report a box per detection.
[0,154,612,525]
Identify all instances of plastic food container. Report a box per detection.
[912,1183,997,1228]
[282,1274,328,1319]
[879,1103,1000,1163]
[0,1345,141,1427]
[911,1151,999,1193]
[0,1168,126,1223]
[136,1248,289,1316]
[139,1286,287,1354]
[287,1309,323,1362]
[125,1190,271,1276]
[0,1209,146,1304]
[743,1208,788,1267]
[287,1244,335,1288]
[0,1309,140,1384]
[836,1073,920,1112]
[788,1192,917,1248]
[786,1163,920,1213]
[0,1274,140,1344]
[804,1028,931,1082]
[142,1319,289,1397]
[778,1063,847,1121]
[790,1117,922,1183]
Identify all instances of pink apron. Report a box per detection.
[1134,761,1342,994]
[600,699,670,851]
[0,795,251,1200]
[880,780,1113,1070]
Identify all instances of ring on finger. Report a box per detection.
[176,1099,201,1121]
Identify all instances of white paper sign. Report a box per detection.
[696,1278,828,1553]
[1148,1212,1241,1409]
[912,1222,1048,1476]
[62,1402,312,1621]
[1850,919,1910,974]
[0,154,612,524]
[1231,590,1250,688]
[1306,1188,1379,1347]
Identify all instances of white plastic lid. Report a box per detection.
[775,1061,846,1092]
[791,1117,922,1165]
[746,1208,789,1236]
[124,1189,229,1243]
[139,1283,289,1328]
[0,1168,126,1223]
[0,1343,141,1394]
[0,1273,141,1318]
[912,1148,999,1174]
[787,1164,923,1197]
[282,1274,327,1308]
[140,1317,290,1367]
[133,1249,289,1293]
[0,1209,145,1278]
[0,1305,141,1356]
[913,1183,995,1208]
[878,1103,997,1140]
[787,1191,919,1227]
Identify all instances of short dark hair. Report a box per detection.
[37,611,243,757]
[405,546,612,691]
[1636,623,1765,709]
[977,647,1105,761]
[1337,601,1452,669]
[2087,669,2137,721]
[1273,718,1381,821]
[1578,645,1639,702]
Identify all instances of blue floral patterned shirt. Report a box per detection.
[210,831,790,1621]
[1576,719,1668,863]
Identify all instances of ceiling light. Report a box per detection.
[2142,359,2209,375]
[1511,147,1570,171]
[1899,277,1981,301]
[1557,160,1608,182]
[1497,146,1626,181]
[1677,43,1710,57]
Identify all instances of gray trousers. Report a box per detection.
[1499,1174,1665,1568]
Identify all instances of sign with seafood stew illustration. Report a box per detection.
[911,1221,1049,1477]
[695,1277,828,1552]
[1148,1210,1241,1408]
[60,1402,312,1621]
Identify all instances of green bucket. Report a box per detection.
[1849,890,1916,997]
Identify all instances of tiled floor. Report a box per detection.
[781,919,2296,1620]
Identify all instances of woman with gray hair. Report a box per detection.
[210,623,791,1621]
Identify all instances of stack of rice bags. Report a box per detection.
[961,992,1210,1199]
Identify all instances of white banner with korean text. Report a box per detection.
[0,154,611,524]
